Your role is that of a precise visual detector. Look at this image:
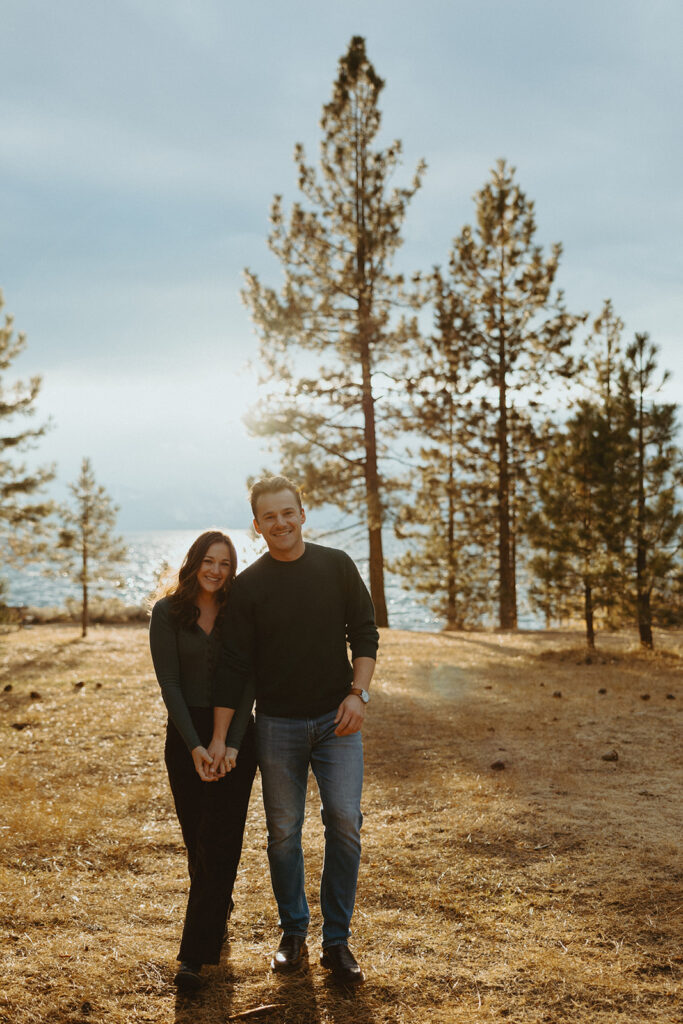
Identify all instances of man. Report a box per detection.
[213,475,378,986]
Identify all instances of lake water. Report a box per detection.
[3,528,444,632]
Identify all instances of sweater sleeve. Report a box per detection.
[224,679,255,750]
[213,580,256,710]
[343,554,380,660]
[149,599,202,752]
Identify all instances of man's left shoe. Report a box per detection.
[320,944,365,986]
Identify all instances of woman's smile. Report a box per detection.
[197,541,232,593]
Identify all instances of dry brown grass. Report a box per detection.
[0,624,681,1023]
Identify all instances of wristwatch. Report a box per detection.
[350,687,370,704]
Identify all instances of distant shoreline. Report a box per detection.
[1,527,449,633]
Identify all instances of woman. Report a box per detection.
[149,530,256,991]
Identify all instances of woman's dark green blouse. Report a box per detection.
[149,596,254,752]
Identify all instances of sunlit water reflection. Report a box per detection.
[3,529,444,632]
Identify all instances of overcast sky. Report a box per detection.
[1,0,681,529]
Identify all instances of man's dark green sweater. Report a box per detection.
[216,542,379,718]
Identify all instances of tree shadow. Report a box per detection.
[0,634,85,685]
[366,642,682,882]
[421,630,519,655]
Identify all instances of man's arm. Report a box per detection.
[210,580,257,773]
[207,706,235,775]
[334,656,375,736]
[343,553,380,659]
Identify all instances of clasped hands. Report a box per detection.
[191,739,238,782]
[190,690,366,780]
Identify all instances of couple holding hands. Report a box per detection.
[149,475,378,991]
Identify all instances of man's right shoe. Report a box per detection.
[320,944,365,986]
[173,961,203,991]
[271,933,308,972]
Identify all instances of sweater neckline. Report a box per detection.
[265,542,309,566]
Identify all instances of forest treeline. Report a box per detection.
[242,36,682,648]
[1,37,680,648]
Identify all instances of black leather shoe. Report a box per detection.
[174,961,202,991]
[320,944,365,986]
[271,933,308,972]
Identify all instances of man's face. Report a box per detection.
[253,488,306,561]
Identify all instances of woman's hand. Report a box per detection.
[191,745,216,782]
[224,747,239,773]
[207,736,227,777]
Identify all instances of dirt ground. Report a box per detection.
[0,624,681,1023]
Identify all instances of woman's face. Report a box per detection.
[196,541,232,596]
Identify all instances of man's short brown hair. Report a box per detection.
[249,475,303,518]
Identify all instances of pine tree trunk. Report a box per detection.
[584,581,595,649]
[367,516,387,627]
[446,406,457,629]
[353,117,388,628]
[359,332,388,627]
[635,391,653,649]
[637,587,653,648]
[497,355,516,629]
[81,538,88,638]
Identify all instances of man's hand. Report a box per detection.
[334,694,365,736]
[207,736,227,777]
[191,745,217,781]
[224,746,239,773]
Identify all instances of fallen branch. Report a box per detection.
[228,1005,285,1021]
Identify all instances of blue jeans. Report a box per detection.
[255,708,364,948]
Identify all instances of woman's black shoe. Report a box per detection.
[174,961,203,991]
[223,896,235,944]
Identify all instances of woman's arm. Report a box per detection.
[149,600,203,753]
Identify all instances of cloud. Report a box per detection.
[1,0,682,530]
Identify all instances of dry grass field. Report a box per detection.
[0,624,681,1024]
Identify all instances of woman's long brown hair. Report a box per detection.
[164,530,238,630]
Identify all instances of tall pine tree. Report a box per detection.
[57,458,127,637]
[392,269,494,628]
[527,404,622,646]
[242,36,425,626]
[622,334,683,648]
[526,301,633,643]
[439,161,582,628]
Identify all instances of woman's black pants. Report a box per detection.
[164,708,257,965]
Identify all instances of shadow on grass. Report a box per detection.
[364,645,681,877]
[0,634,86,685]
[170,948,378,1024]
[419,631,518,655]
